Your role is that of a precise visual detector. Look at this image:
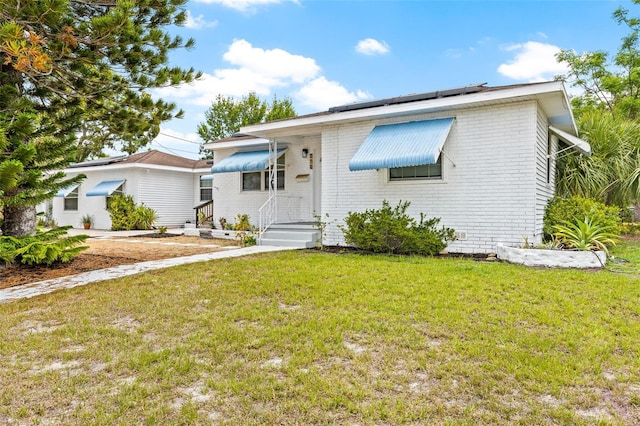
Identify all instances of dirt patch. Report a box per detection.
[0,235,239,290]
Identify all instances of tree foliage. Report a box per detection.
[555,1,640,208]
[556,0,640,120]
[0,0,199,237]
[555,110,640,207]
[197,93,296,158]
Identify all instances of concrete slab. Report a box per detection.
[0,245,294,303]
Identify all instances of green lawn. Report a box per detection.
[1,245,639,425]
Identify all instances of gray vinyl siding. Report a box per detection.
[137,169,195,226]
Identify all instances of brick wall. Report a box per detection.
[320,101,543,253]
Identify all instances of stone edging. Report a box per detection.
[496,244,606,268]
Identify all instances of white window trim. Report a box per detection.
[64,187,79,211]
[106,184,125,209]
[387,156,446,183]
[199,176,213,201]
[240,155,286,192]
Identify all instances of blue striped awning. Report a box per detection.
[55,184,80,197]
[211,149,286,174]
[86,180,125,197]
[349,118,454,171]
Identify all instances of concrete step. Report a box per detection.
[268,223,318,232]
[259,238,317,249]
[259,223,320,248]
[261,230,319,241]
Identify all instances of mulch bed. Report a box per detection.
[0,235,233,291]
[0,253,140,290]
[130,233,183,239]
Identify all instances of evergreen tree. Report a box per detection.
[197,93,296,159]
[0,0,200,237]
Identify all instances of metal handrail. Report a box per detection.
[258,194,276,243]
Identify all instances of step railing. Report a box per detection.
[258,194,276,243]
[194,200,214,227]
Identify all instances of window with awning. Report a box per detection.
[55,184,80,198]
[349,118,455,172]
[86,180,125,197]
[210,149,286,174]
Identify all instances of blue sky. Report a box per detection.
[146,0,633,159]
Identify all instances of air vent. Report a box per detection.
[455,231,468,241]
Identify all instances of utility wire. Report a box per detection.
[151,140,197,156]
[158,132,202,145]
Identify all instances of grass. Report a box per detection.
[1,245,639,425]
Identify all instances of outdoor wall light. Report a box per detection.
[302,148,308,158]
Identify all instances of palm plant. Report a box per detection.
[552,216,620,254]
[556,110,640,208]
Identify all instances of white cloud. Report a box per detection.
[295,77,371,110]
[195,0,298,12]
[497,41,568,82]
[355,38,390,56]
[223,39,320,84]
[184,11,218,29]
[155,40,369,113]
[154,39,321,106]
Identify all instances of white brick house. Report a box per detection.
[204,82,590,253]
[47,151,211,230]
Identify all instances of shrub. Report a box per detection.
[107,195,157,230]
[339,200,456,255]
[0,226,88,266]
[620,222,640,236]
[234,214,256,247]
[543,196,621,240]
[133,205,157,230]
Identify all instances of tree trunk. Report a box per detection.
[2,205,37,237]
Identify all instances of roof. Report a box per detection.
[68,150,210,170]
[237,81,579,141]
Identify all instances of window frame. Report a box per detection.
[199,176,213,201]
[241,153,286,192]
[388,155,443,181]
[63,187,79,211]
[106,183,125,209]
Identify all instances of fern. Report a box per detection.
[0,226,88,266]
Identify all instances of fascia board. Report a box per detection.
[203,137,271,151]
[241,81,568,136]
[62,163,200,174]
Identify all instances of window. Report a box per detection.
[200,177,213,201]
[64,187,79,211]
[106,183,124,209]
[242,153,286,191]
[242,172,262,191]
[264,154,286,190]
[389,156,442,181]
